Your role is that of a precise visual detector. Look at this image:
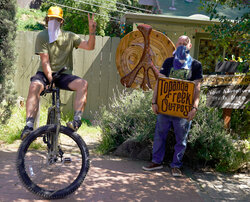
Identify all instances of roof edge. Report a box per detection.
[124,12,220,25]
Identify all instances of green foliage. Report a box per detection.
[216,139,249,172]
[0,105,47,144]
[198,39,223,74]
[96,88,249,172]
[189,94,231,165]
[224,55,250,73]
[15,1,145,36]
[0,104,100,144]
[95,89,156,153]
[40,0,142,36]
[201,0,249,65]
[0,0,18,123]
[16,7,46,31]
[41,0,113,36]
[0,105,25,144]
[102,0,142,37]
[230,105,250,140]
[189,93,249,172]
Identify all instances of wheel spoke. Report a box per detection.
[17,126,89,199]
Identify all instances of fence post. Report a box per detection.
[223,108,232,129]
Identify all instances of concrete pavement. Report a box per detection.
[0,141,249,202]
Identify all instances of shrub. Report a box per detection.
[216,139,249,172]
[16,7,46,31]
[40,0,141,37]
[201,0,249,63]
[41,0,116,36]
[230,105,250,140]
[95,89,156,153]
[188,93,249,172]
[0,0,18,123]
[96,88,249,172]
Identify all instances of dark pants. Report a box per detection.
[152,114,192,168]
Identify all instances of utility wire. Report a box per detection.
[73,0,126,14]
[75,0,150,13]
[64,8,118,23]
[106,0,152,13]
[48,1,119,21]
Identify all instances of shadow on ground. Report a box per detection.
[0,147,201,201]
[0,143,249,202]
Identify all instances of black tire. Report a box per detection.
[16,125,89,199]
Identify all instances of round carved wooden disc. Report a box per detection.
[116,29,176,89]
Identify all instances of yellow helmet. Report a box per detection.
[47,6,64,20]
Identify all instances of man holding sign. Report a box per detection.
[142,35,203,177]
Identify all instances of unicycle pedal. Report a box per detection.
[63,157,72,164]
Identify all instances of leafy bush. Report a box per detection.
[40,0,139,36]
[188,94,227,162]
[95,89,156,153]
[0,0,18,123]
[201,0,249,63]
[184,93,249,172]
[16,7,46,31]
[230,105,250,140]
[16,1,143,36]
[216,139,249,172]
[96,89,249,172]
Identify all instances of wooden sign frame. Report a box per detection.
[157,77,195,118]
[206,85,250,109]
[202,75,250,86]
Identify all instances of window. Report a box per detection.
[194,33,241,74]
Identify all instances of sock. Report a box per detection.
[26,117,34,128]
[74,111,83,122]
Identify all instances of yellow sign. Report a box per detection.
[157,77,195,118]
[202,75,250,86]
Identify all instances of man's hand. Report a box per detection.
[187,108,197,121]
[88,13,96,35]
[78,14,96,50]
[187,79,201,121]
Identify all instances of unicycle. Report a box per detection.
[16,67,89,199]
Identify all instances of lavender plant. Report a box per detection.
[95,89,156,153]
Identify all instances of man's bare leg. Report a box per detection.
[67,78,88,131]
[26,81,44,118]
[21,81,44,140]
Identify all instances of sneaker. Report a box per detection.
[171,167,183,177]
[66,120,82,131]
[142,162,163,171]
[21,126,33,140]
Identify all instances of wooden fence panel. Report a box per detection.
[14,31,25,96]
[15,31,40,97]
[83,36,103,119]
[108,37,127,99]
[99,36,112,106]
[77,35,92,118]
